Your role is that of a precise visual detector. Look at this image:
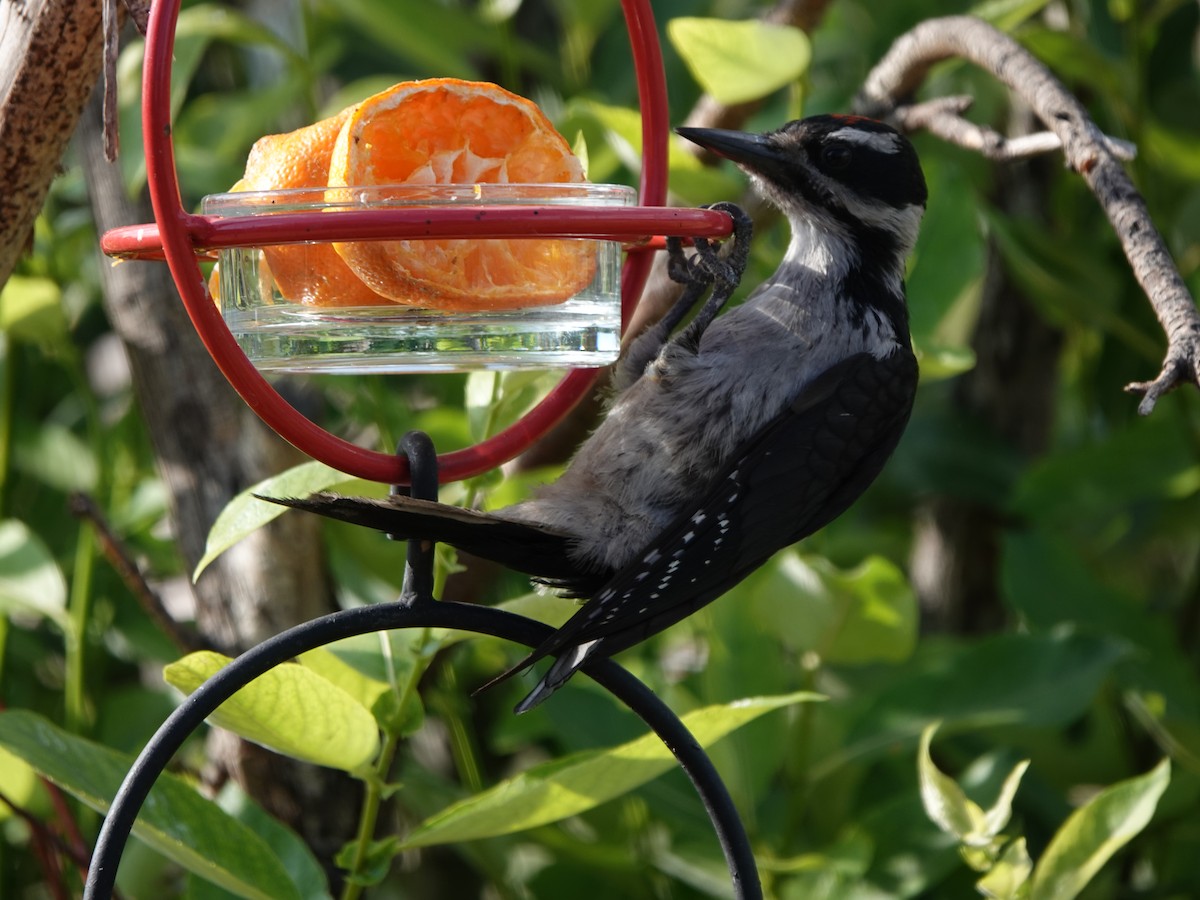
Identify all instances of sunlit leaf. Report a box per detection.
[981,758,1031,839]
[0,710,302,900]
[918,723,986,842]
[399,692,820,847]
[0,746,41,823]
[0,276,67,346]
[195,460,368,580]
[915,343,977,382]
[164,651,380,773]
[667,18,811,105]
[1029,758,1170,900]
[977,837,1032,899]
[297,647,392,714]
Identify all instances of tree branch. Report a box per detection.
[854,15,1200,414]
[894,95,1136,162]
[0,0,106,287]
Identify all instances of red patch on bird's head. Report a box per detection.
[828,114,879,127]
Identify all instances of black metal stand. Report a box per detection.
[83,433,762,899]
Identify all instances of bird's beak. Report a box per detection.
[676,127,787,182]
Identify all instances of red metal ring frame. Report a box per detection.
[103,0,730,484]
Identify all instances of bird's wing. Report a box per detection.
[493,348,919,709]
[263,492,596,586]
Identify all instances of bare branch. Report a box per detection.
[895,95,1136,161]
[123,0,151,35]
[69,492,208,654]
[855,15,1200,414]
[103,0,119,161]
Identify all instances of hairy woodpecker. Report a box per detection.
[272,114,927,712]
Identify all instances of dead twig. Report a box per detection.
[894,95,1136,162]
[855,15,1200,414]
[69,493,208,654]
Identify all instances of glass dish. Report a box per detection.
[202,183,635,374]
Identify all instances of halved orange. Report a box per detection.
[235,107,394,307]
[328,78,594,311]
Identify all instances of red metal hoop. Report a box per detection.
[108,0,730,484]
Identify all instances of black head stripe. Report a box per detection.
[771,115,928,210]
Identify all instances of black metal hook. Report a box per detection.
[390,431,439,607]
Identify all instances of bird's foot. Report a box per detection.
[668,204,754,352]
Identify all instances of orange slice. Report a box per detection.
[328,78,594,311]
[231,107,393,307]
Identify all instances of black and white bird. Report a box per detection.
[271,114,927,712]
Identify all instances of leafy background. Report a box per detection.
[1,0,1199,897]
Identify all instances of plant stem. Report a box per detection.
[340,535,462,895]
[64,524,96,733]
[339,726,402,900]
[0,334,12,516]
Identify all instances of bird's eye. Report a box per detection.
[821,144,852,170]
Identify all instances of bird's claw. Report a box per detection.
[666,203,753,290]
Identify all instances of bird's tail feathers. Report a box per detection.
[261,492,585,583]
[513,639,603,714]
[471,637,603,714]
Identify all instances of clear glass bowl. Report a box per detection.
[202,183,635,374]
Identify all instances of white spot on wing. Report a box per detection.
[565,639,600,668]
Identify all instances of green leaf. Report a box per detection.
[164,651,380,773]
[917,724,1032,852]
[212,782,331,900]
[0,745,41,822]
[0,519,69,630]
[667,18,811,106]
[175,4,308,64]
[918,724,987,842]
[977,837,1033,899]
[12,423,98,493]
[915,343,977,382]
[982,758,1032,839]
[907,157,986,344]
[465,370,559,444]
[297,647,392,714]
[1010,414,1198,526]
[0,276,67,346]
[0,710,301,900]
[752,553,917,664]
[336,0,554,79]
[970,0,1053,31]
[336,836,402,889]
[195,460,365,580]
[818,631,1127,782]
[399,691,819,848]
[1029,759,1170,900]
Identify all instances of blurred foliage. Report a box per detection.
[1,0,1199,897]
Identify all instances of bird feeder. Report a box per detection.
[89,4,760,899]
[100,0,732,486]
